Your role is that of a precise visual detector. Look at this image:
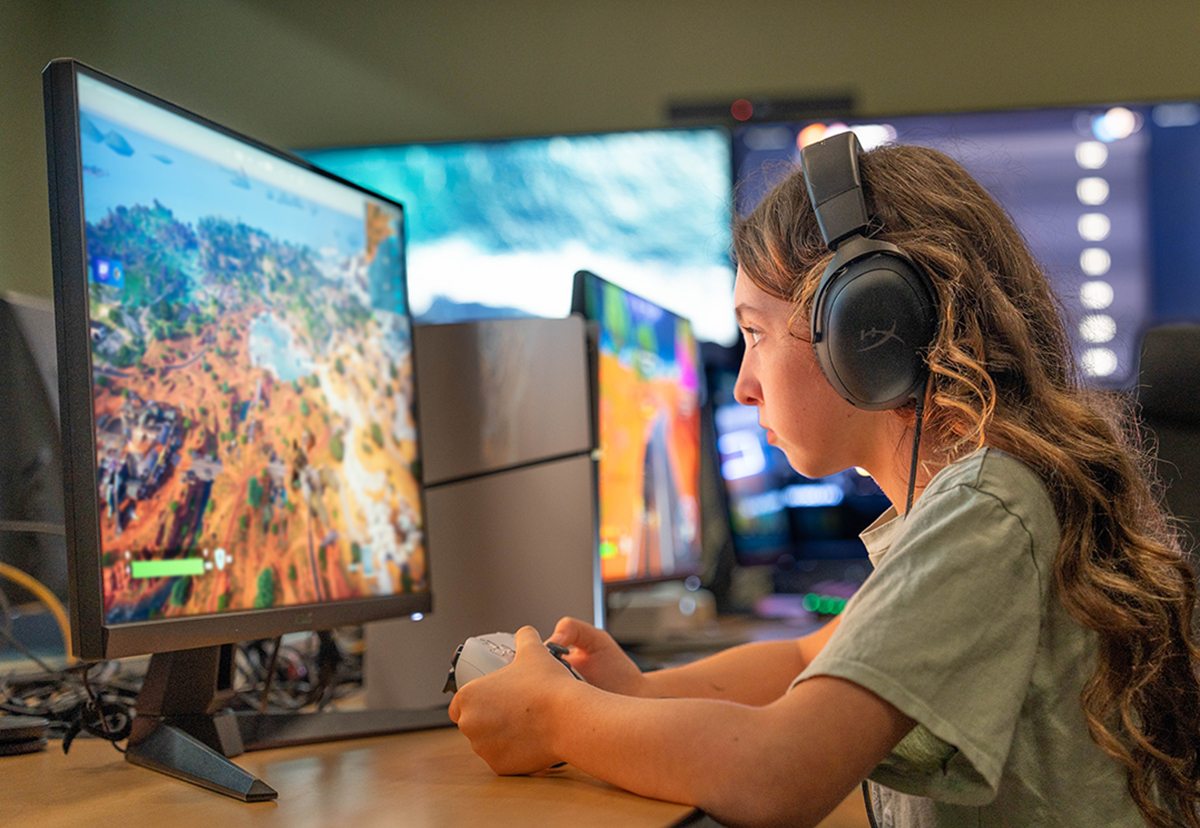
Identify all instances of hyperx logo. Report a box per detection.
[858,321,905,352]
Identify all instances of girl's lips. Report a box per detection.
[765,428,776,444]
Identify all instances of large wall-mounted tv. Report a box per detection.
[302,128,737,345]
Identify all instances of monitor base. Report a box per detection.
[126,715,276,802]
[124,646,454,800]
[236,705,453,751]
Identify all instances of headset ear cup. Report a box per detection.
[811,242,937,410]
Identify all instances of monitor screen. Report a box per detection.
[45,61,430,663]
[300,128,737,345]
[573,271,703,585]
[734,105,1163,388]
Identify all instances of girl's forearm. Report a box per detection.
[549,683,788,820]
[639,638,808,704]
[546,673,907,828]
[637,619,840,705]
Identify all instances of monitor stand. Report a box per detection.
[124,645,453,801]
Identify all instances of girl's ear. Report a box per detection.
[887,398,920,423]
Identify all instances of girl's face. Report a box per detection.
[732,267,884,480]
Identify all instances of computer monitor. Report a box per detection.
[43,59,432,799]
[299,127,738,346]
[733,104,1176,390]
[571,270,703,587]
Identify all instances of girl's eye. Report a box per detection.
[742,327,763,347]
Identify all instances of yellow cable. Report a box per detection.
[0,561,74,662]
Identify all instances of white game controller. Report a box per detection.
[443,631,586,693]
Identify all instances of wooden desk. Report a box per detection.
[6,727,695,828]
[5,725,868,828]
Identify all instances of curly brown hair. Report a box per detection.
[733,143,1200,827]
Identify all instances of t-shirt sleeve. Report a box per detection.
[794,482,1045,804]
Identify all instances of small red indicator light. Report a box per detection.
[731,99,754,121]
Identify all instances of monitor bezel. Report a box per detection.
[571,269,705,588]
[43,58,432,661]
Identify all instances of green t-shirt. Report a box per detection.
[794,448,1145,827]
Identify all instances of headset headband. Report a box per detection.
[801,131,870,250]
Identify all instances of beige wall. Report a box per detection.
[1,0,54,298]
[4,0,1200,298]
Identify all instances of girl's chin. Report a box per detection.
[782,451,845,480]
[779,449,812,476]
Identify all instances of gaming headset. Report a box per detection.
[800,132,938,410]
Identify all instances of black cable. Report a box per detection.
[72,663,129,754]
[311,630,342,711]
[905,388,926,516]
[863,781,881,828]
[224,632,361,714]
[259,635,283,713]
[1,656,136,750]
[0,671,86,722]
[0,621,57,674]
[233,637,320,712]
[864,385,927,828]
[0,585,16,658]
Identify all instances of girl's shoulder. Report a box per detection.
[925,447,1047,502]
[918,447,1059,544]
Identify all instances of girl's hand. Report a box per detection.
[448,626,574,775]
[546,617,647,697]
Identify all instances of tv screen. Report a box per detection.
[734,104,1165,388]
[300,128,737,345]
[573,271,703,585]
[46,61,430,661]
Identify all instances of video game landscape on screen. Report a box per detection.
[586,277,701,583]
[76,74,427,624]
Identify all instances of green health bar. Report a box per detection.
[130,558,206,579]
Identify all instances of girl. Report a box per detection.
[448,139,1200,828]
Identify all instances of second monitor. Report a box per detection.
[572,270,704,592]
